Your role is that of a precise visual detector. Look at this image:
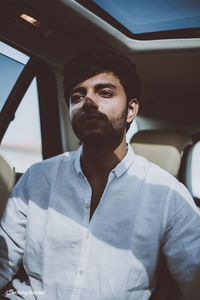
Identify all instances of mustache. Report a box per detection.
[80,112,107,122]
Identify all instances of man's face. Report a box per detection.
[69,72,137,143]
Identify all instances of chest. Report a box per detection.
[24,188,162,292]
[90,179,107,220]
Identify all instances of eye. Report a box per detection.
[99,90,113,98]
[70,93,85,104]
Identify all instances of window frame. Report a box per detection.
[36,61,63,159]
[0,42,63,170]
[0,58,36,142]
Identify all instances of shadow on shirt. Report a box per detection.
[1,153,200,300]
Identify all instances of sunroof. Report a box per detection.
[80,0,200,38]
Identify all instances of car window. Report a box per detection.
[77,0,200,39]
[91,0,200,34]
[0,54,25,111]
[0,41,42,173]
[0,41,29,112]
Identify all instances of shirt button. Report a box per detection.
[79,270,84,275]
[73,289,79,295]
[85,203,90,209]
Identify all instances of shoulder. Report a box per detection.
[27,150,77,175]
[132,153,178,188]
[12,150,78,194]
[132,153,197,208]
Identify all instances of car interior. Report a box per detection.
[0,0,200,299]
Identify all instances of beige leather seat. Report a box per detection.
[130,130,193,300]
[0,155,15,220]
[131,130,193,177]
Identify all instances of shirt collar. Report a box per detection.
[74,143,135,178]
[112,143,135,177]
[74,145,83,176]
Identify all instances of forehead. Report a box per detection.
[72,72,123,90]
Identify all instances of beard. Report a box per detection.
[72,110,127,145]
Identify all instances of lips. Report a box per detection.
[80,113,104,124]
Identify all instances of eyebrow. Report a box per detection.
[70,83,117,95]
[94,83,117,91]
[70,87,86,95]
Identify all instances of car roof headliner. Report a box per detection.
[0,0,200,132]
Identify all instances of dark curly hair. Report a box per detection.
[63,49,141,105]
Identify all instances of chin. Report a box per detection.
[73,124,125,144]
[80,130,106,143]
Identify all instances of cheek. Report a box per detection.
[106,99,127,117]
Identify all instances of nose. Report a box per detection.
[82,95,98,112]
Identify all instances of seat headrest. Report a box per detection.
[130,130,192,177]
[181,141,200,200]
[0,155,15,220]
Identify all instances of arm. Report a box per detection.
[0,171,29,291]
[162,181,200,299]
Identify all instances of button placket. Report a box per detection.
[85,203,90,209]
[71,230,91,299]
[72,288,80,299]
[71,174,92,299]
[84,188,92,226]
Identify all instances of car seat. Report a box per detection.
[0,155,15,220]
[130,130,193,300]
[130,130,193,177]
[179,140,200,208]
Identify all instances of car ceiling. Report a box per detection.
[0,0,200,134]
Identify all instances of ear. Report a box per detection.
[126,98,139,124]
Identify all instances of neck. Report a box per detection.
[81,133,127,181]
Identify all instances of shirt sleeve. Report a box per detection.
[0,170,29,291]
[162,180,200,299]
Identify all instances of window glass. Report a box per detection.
[0,41,29,111]
[0,77,42,173]
[0,42,42,173]
[92,0,200,34]
[0,54,24,111]
[0,41,29,64]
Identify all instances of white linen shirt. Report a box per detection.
[0,145,200,300]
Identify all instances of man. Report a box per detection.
[0,49,200,300]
